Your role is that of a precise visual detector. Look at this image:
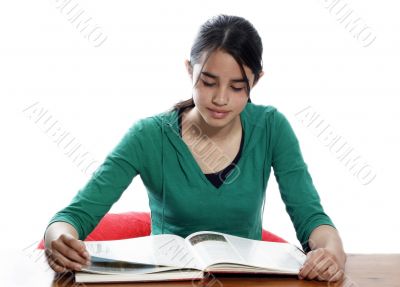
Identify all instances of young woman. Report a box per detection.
[44,14,346,282]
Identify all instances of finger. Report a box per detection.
[48,257,68,273]
[329,268,345,283]
[48,242,84,271]
[60,235,90,260]
[307,260,328,280]
[298,252,314,279]
[51,249,84,271]
[45,249,66,273]
[318,262,339,281]
[299,250,325,279]
[299,261,313,279]
[309,257,332,280]
[45,249,72,273]
[53,238,89,265]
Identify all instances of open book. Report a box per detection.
[75,231,306,283]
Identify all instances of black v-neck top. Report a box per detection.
[178,108,244,188]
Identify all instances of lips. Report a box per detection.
[207,108,230,119]
[208,108,230,113]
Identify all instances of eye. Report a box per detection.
[201,79,244,92]
[231,87,244,92]
[202,80,215,87]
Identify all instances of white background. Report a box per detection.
[1,1,399,255]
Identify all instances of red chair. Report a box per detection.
[38,211,286,249]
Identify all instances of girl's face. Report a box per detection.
[186,49,262,130]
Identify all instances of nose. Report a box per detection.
[211,87,229,106]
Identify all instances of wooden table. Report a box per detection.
[3,247,400,286]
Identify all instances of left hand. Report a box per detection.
[298,248,345,282]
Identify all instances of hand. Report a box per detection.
[45,234,91,273]
[298,248,345,282]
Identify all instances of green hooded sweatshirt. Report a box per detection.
[46,103,334,251]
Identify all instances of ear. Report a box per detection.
[184,59,193,80]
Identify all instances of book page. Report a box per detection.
[84,234,201,270]
[224,233,306,272]
[185,231,246,269]
[81,257,182,275]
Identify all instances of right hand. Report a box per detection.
[45,234,91,273]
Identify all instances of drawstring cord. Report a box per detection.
[161,119,165,234]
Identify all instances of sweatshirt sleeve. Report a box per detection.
[45,120,145,240]
[271,109,335,252]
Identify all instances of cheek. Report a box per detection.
[192,88,208,104]
[230,93,249,107]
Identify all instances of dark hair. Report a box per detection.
[172,14,263,111]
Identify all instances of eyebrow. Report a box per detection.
[201,71,246,83]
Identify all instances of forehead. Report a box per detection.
[195,50,253,81]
